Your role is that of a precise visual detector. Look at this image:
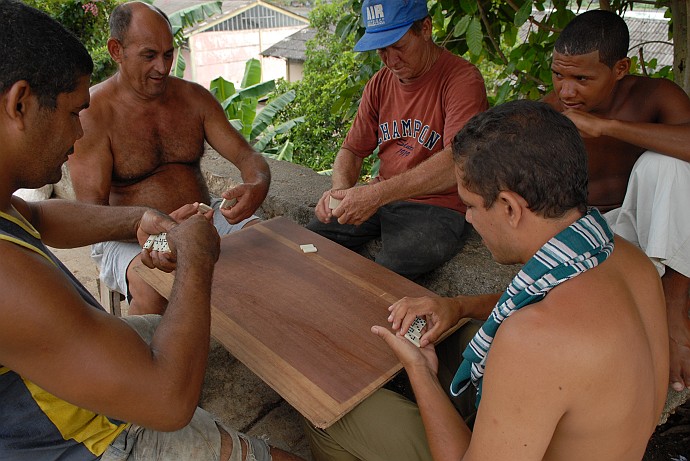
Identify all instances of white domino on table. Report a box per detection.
[300,244,318,253]
[404,317,426,347]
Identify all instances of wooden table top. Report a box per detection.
[135,216,454,428]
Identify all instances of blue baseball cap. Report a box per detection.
[353,0,429,52]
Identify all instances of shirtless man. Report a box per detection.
[388,9,690,394]
[69,1,270,315]
[0,2,300,460]
[541,10,690,392]
[305,100,668,461]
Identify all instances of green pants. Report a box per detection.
[304,320,481,461]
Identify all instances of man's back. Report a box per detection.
[476,236,668,460]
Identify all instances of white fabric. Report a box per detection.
[604,151,690,278]
[13,185,53,201]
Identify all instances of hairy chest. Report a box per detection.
[109,110,205,183]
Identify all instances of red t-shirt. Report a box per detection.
[343,49,488,212]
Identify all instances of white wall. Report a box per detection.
[188,26,306,89]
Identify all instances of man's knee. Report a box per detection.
[377,232,464,278]
[126,258,167,314]
[304,389,431,461]
[307,217,379,250]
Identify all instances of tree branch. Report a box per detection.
[476,0,509,65]
[503,0,561,33]
[476,0,546,88]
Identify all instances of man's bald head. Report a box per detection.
[109,1,171,44]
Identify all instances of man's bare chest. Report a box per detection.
[109,115,205,182]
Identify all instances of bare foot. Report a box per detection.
[662,268,690,391]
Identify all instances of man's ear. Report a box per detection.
[496,190,528,229]
[613,57,631,81]
[422,17,433,41]
[2,80,32,131]
[107,37,123,62]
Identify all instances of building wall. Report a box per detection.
[287,60,304,82]
[188,26,305,89]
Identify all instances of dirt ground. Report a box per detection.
[645,403,690,460]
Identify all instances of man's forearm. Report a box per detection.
[331,148,364,190]
[370,148,456,206]
[457,293,502,320]
[604,119,690,162]
[30,199,145,248]
[238,151,271,187]
[148,251,214,409]
[409,365,471,460]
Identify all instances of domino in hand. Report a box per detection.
[220,197,237,209]
[198,203,212,213]
[328,196,341,210]
[143,232,170,253]
[404,317,427,347]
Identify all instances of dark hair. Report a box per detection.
[0,0,93,109]
[452,100,588,219]
[110,1,172,44]
[554,10,629,68]
[408,16,429,35]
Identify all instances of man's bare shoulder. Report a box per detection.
[541,91,560,110]
[500,239,661,346]
[167,76,219,106]
[82,76,119,125]
[617,74,690,119]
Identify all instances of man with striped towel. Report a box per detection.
[304,100,668,461]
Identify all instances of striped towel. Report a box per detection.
[450,208,614,406]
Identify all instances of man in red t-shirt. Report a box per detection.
[308,0,488,280]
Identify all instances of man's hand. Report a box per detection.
[371,325,439,375]
[137,209,178,272]
[330,185,383,226]
[314,189,339,223]
[138,203,215,272]
[562,108,610,138]
[388,296,464,347]
[167,213,220,266]
[219,182,266,224]
[169,202,214,222]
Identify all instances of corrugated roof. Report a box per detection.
[523,11,673,67]
[261,26,315,61]
[627,17,673,67]
[153,0,308,35]
[154,0,250,16]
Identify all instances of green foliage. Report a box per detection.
[272,0,379,176]
[27,0,222,82]
[335,0,675,108]
[25,0,121,83]
[210,59,304,159]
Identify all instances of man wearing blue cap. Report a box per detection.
[308,0,488,280]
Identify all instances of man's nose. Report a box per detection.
[154,56,167,74]
[75,119,84,141]
[559,81,577,98]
